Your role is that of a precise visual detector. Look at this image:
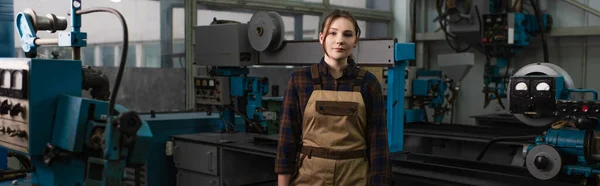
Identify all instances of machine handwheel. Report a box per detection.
[525,144,563,180]
[248,11,285,52]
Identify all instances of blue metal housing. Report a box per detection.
[514,13,550,47]
[0,58,154,186]
[388,42,415,153]
[410,70,447,123]
[538,129,586,159]
[0,0,14,169]
[412,79,430,96]
[0,58,81,184]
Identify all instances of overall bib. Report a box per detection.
[292,64,369,186]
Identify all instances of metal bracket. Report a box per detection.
[563,0,600,18]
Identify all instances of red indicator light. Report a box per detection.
[582,105,589,112]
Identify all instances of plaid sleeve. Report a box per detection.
[365,73,393,185]
[275,72,302,174]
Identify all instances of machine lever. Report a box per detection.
[116,111,142,136]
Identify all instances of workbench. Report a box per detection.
[171,132,279,186]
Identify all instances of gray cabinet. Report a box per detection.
[173,141,218,176]
[172,133,278,186]
[176,169,220,186]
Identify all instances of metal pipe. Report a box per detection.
[563,0,600,17]
[34,38,59,46]
[72,47,81,60]
[581,0,589,99]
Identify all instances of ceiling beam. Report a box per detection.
[161,0,393,22]
[415,26,600,41]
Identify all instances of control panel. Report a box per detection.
[482,13,514,46]
[509,76,561,117]
[0,68,29,153]
[194,76,230,106]
[556,100,600,116]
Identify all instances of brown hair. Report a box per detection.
[320,9,361,60]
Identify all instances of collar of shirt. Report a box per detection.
[317,57,358,79]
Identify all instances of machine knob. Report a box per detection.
[5,127,14,135]
[10,130,26,138]
[592,106,600,113]
[559,105,568,113]
[534,155,549,170]
[10,103,23,117]
[0,100,11,115]
[572,106,579,113]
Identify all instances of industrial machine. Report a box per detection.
[434,0,552,109]
[404,52,474,124]
[3,1,154,185]
[507,62,600,183]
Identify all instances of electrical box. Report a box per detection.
[194,76,230,106]
[194,24,258,67]
[446,0,490,46]
[482,13,515,45]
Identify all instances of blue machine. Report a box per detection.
[509,65,600,181]
[406,70,449,124]
[213,68,270,134]
[0,58,152,186]
[3,1,156,185]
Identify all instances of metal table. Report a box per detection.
[171,132,279,186]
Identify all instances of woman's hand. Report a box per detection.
[278,174,290,186]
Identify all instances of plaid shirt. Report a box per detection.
[275,57,392,185]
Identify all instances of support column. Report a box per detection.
[294,14,303,40]
[185,0,197,110]
[161,0,174,68]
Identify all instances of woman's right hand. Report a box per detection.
[278,174,290,186]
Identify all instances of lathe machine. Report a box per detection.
[395,62,600,186]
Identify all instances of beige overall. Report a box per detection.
[292,64,369,186]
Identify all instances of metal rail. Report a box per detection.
[392,153,583,186]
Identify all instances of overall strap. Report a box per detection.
[310,64,322,90]
[353,68,367,92]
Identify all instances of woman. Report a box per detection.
[275,9,392,186]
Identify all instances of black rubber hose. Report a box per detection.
[76,8,128,116]
[476,135,537,161]
[436,0,471,53]
[530,0,549,62]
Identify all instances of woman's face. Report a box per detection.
[319,17,357,61]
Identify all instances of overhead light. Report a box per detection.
[111,0,122,2]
